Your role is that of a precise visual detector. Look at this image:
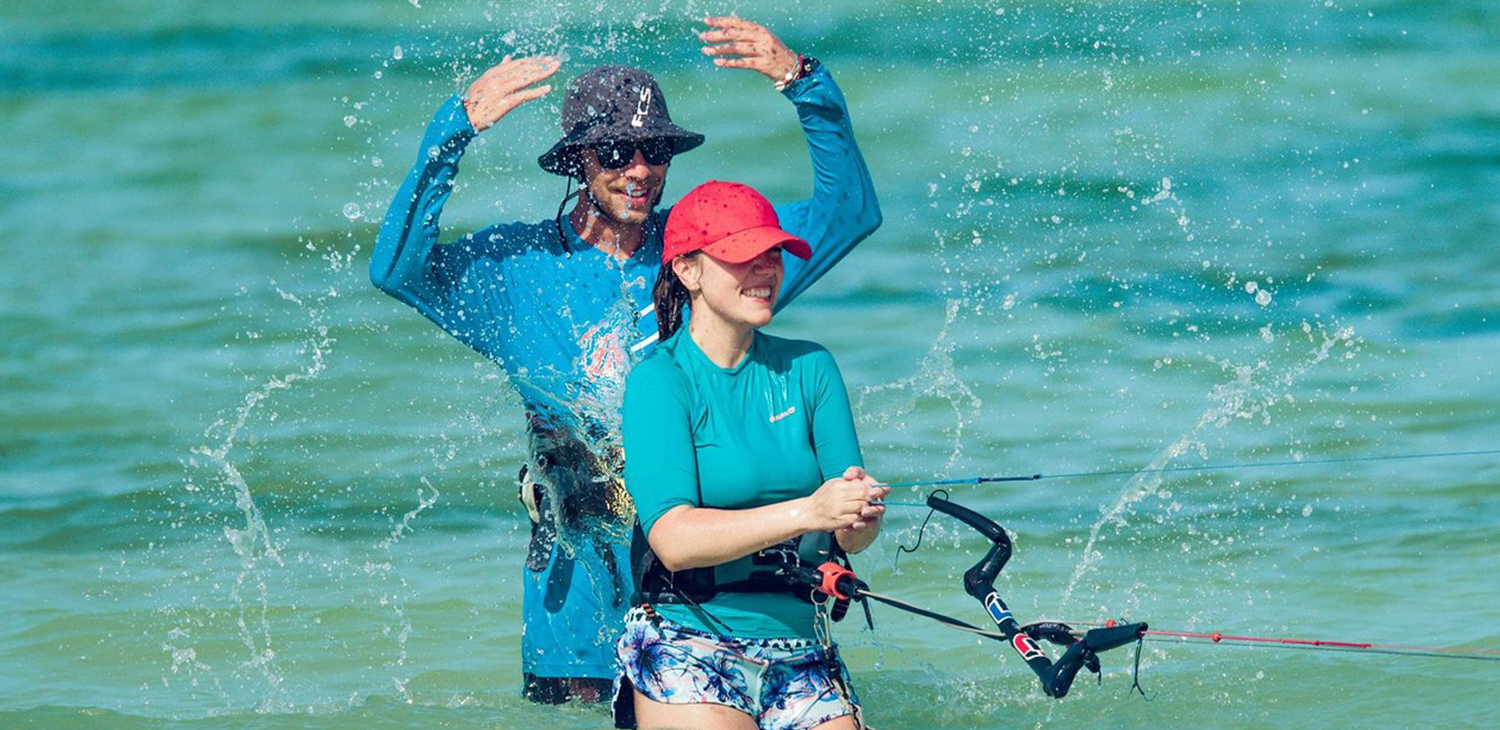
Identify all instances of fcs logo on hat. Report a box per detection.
[631,86,652,128]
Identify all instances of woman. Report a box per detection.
[616,180,889,730]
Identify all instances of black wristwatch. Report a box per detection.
[776,54,821,92]
[800,55,821,78]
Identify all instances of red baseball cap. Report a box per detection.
[662,181,812,264]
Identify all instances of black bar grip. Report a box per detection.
[1083,622,1148,653]
[1044,642,1094,698]
[925,494,1011,545]
[964,543,1011,600]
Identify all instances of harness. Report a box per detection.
[631,526,858,622]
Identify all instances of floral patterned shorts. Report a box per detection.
[613,606,860,730]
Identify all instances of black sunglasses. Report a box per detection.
[593,139,674,170]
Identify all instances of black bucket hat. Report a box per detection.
[537,65,705,177]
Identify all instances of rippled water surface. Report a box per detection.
[3,0,1498,727]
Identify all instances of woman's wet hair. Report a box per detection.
[652,255,695,340]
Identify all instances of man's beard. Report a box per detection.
[583,178,665,225]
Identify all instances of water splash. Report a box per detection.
[360,477,441,705]
[187,287,334,711]
[378,478,440,551]
[1060,322,1358,609]
[854,299,982,472]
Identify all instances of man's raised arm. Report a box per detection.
[370,56,559,328]
[698,17,882,309]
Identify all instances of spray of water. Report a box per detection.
[188,288,333,710]
[855,299,983,473]
[1060,322,1358,609]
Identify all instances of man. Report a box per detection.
[370,16,880,703]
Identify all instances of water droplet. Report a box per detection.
[343,203,363,220]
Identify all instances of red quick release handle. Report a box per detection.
[816,562,858,601]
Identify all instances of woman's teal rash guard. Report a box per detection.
[621,327,863,639]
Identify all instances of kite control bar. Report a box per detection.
[923,495,1147,697]
[788,494,1147,699]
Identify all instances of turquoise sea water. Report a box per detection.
[3,0,1497,727]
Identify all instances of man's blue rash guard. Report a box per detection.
[370,65,879,681]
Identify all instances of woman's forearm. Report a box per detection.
[647,500,813,572]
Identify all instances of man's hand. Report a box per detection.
[462,55,561,132]
[699,16,799,84]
